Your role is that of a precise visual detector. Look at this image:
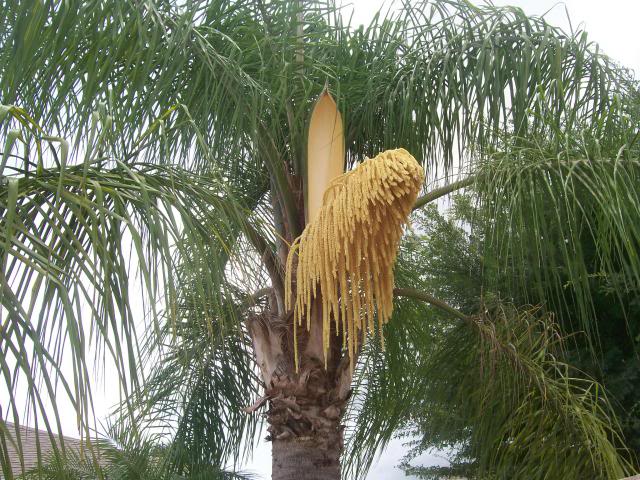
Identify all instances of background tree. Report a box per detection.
[1,1,639,479]
[378,196,640,478]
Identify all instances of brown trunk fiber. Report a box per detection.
[272,437,341,480]
[265,365,347,480]
[247,289,352,480]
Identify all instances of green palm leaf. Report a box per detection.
[2,1,640,478]
[474,133,640,338]
[0,105,261,476]
[344,298,633,479]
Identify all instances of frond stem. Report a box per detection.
[257,125,302,237]
[412,176,475,210]
[244,223,285,304]
[393,287,469,322]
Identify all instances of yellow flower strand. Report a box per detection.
[286,149,424,370]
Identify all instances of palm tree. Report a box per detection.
[1,1,639,479]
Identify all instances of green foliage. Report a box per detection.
[476,140,640,339]
[1,0,635,177]
[402,303,630,479]
[344,202,634,478]
[0,105,259,477]
[1,0,640,479]
[118,270,262,472]
[19,425,254,479]
[384,196,640,478]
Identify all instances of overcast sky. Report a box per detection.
[5,1,638,479]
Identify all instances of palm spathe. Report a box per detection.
[1,0,639,478]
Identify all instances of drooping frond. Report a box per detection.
[2,0,639,476]
[3,0,635,185]
[334,0,637,175]
[474,137,640,338]
[20,422,257,480]
[117,255,262,471]
[0,105,258,475]
[0,0,257,172]
[286,149,424,367]
[345,199,638,478]
[344,299,633,479]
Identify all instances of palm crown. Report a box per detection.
[1,1,639,479]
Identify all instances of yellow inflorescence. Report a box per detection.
[285,148,424,369]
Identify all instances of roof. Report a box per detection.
[0,422,88,478]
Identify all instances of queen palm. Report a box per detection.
[1,1,640,479]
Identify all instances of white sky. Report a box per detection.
[5,1,639,479]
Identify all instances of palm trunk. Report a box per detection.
[266,365,346,480]
[272,437,341,480]
[248,300,352,480]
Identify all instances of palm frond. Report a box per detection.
[3,1,636,182]
[345,195,639,478]
[344,299,633,479]
[2,1,640,477]
[0,0,259,172]
[330,0,637,175]
[0,105,258,474]
[20,423,257,480]
[475,134,640,339]
[118,276,262,472]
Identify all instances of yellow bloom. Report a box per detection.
[286,148,424,369]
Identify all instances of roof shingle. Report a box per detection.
[0,422,87,478]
